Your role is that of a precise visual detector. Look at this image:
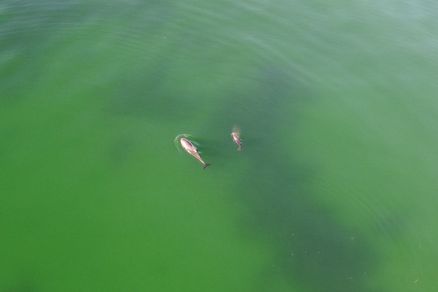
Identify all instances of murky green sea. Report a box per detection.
[1,1,438,291]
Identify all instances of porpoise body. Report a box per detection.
[231,131,242,151]
[180,137,210,169]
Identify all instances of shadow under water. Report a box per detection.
[108,53,191,121]
[206,66,376,292]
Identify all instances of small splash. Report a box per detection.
[174,134,189,152]
[232,125,241,135]
[174,134,201,152]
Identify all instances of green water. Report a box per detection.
[1,1,438,291]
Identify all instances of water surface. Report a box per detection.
[1,1,437,291]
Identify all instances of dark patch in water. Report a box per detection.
[107,54,197,121]
[206,66,376,292]
[110,63,170,115]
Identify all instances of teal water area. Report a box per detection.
[1,1,438,291]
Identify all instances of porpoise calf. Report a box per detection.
[231,130,242,151]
